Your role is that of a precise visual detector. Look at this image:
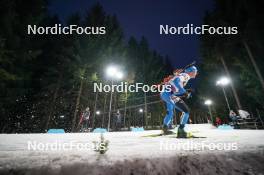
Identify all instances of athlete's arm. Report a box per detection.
[171,76,186,95]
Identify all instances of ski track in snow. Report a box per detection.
[0,124,264,175]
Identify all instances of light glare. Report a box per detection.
[106,65,124,80]
[106,66,118,77]
[204,99,212,106]
[116,71,123,79]
[216,77,230,86]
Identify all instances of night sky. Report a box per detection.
[49,0,214,68]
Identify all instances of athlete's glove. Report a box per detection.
[186,88,193,93]
[171,96,182,103]
[182,91,192,99]
[185,89,194,99]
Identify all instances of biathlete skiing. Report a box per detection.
[160,64,198,138]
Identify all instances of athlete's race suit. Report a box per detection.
[160,73,191,128]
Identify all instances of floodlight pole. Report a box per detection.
[221,86,231,112]
[208,105,213,124]
[107,79,114,131]
[205,100,213,124]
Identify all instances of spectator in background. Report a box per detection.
[215,117,222,126]
[229,110,241,129]
[78,107,90,132]
[229,110,238,122]
[115,110,122,131]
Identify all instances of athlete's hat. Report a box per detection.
[185,66,197,73]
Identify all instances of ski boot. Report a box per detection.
[162,125,174,135]
[177,125,187,138]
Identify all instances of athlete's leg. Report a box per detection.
[174,100,190,127]
[160,92,175,127]
[174,100,190,138]
[164,102,174,126]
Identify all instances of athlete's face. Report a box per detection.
[189,71,198,78]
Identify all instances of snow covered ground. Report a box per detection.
[0,124,264,175]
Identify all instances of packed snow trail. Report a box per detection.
[0,124,264,175]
